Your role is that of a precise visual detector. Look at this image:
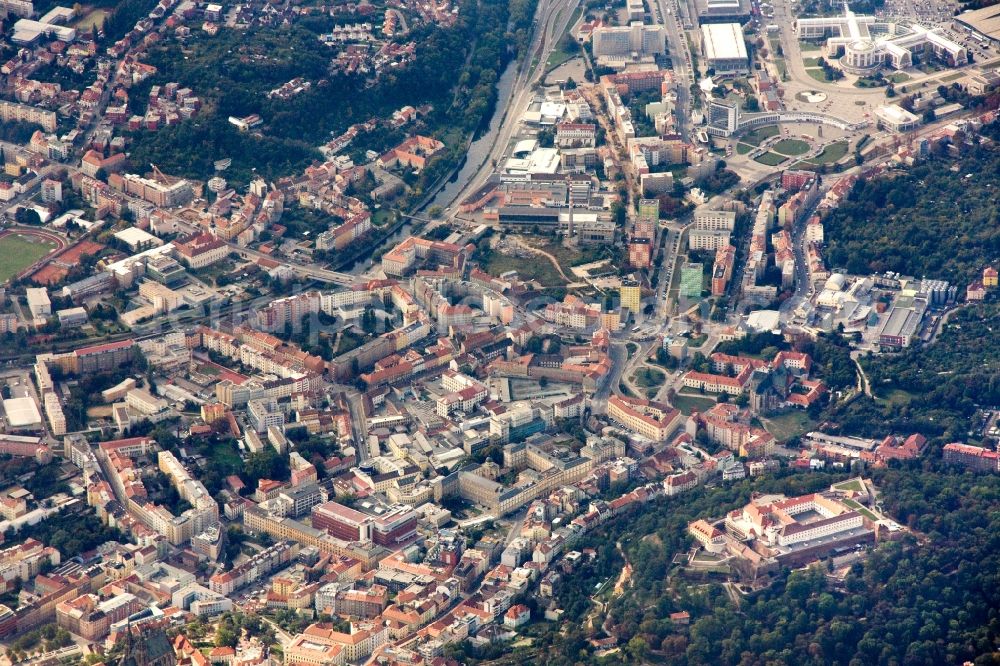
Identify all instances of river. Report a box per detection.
[423,59,519,212]
[342,59,520,275]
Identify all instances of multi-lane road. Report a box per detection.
[650,0,694,141]
[442,0,581,217]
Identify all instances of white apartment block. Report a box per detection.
[693,209,736,231]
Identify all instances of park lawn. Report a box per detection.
[890,72,912,83]
[843,498,878,520]
[635,367,666,388]
[799,41,822,52]
[834,478,865,493]
[762,410,817,441]
[372,209,395,226]
[210,439,243,473]
[805,140,849,165]
[754,151,788,166]
[806,68,831,83]
[736,142,753,155]
[802,57,821,67]
[336,329,367,355]
[671,392,717,415]
[0,233,56,284]
[773,138,811,156]
[741,125,780,146]
[875,387,918,406]
[483,252,565,286]
[939,72,964,83]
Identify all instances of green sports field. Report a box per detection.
[0,233,57,283]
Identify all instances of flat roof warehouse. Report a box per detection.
[701,23,749,61]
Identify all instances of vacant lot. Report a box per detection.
[0,233,57,284]
[483,252,565,287]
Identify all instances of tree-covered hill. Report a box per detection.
[461,469,1000,666]
[823,140,1000,285]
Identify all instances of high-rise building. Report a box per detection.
[619,280,641,314]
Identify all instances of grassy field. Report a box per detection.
[762,410,816,441]
[890,72,912,83]
[874,387,918,406]
[754,151,788,166]
[774,58,789,81]
[483,252,565,286]
[0,233,57,284]
[772,138,811,156]
[545,7,583,70]
[939,72,964,83]
[538,241,603,276]
[741,125,779,146]
[806,140,849,165]
[736,142,753,155]
[843,498,878,520]
[372,209,396,226]
[799,41,822,52]
[806,68,830,83]
[671,392,717,415]
[833,478,864,493]
[634,367,665,387]
[802,57,821,67]
[74,8,109,29]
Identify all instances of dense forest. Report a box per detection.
[823,302,1000,445]
[128,0,537,186]
[456,468,1000,665]
[823,138,1000,285]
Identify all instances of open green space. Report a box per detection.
[634,367,665,388]
[833,478,864,493]
[802,57,821,67]
[799,41,822,52]
[939,72,964,83]
[843,498,879,520]
[482,252,565,287]
[736,142,753,155]
[873,387,918,406]
[762,410,817,442]
[0,233,57,284]
[772,138,811,156]
[74,8,109,29]
[545,9,583,70]
[774,58,789,81]
[825,302,1000,442]
[807,68,832,83]
[671,392,717,415]
[805,140,849,165]
[889,72,912,83]
[740,125,779,146]
[754,151,788,166]
[335,328,367,355]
